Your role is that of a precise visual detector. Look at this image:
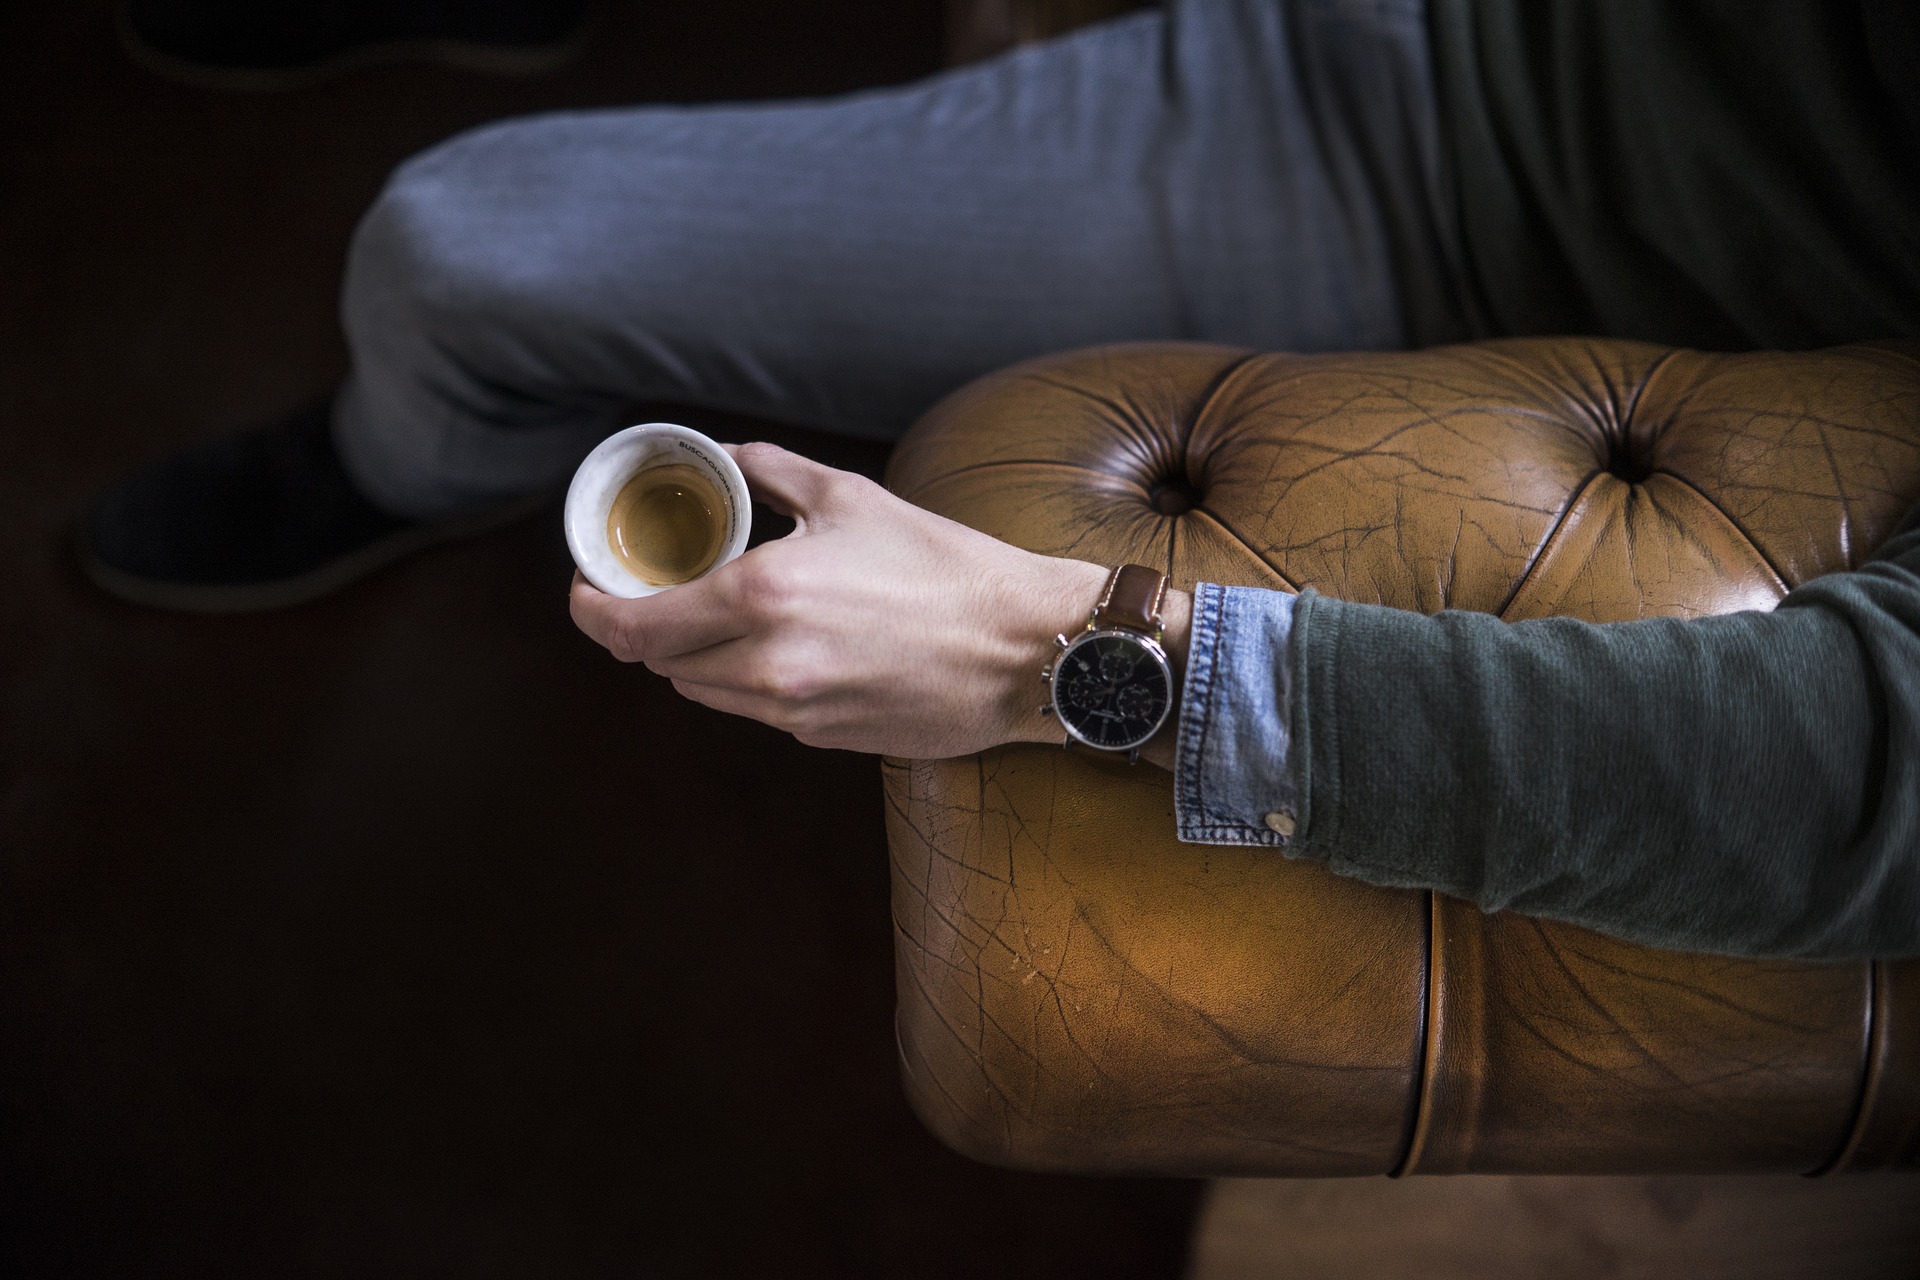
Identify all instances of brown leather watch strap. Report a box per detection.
[1092,563,1168,634]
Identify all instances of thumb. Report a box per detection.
[729,441,844,522]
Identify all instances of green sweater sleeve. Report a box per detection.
[1287,501,1920,959]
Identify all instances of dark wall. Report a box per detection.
[0,3,1201,1275]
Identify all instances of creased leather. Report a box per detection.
[883,338,1920,1176]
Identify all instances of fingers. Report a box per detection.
[642,631,827,708]
[569,567,755,664]
[731,440,851,521]
[668,675,847,749]
[640,633,754,686]
[667,676,779,725]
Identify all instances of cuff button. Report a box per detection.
[1263,811,1296,837]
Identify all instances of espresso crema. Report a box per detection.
[606,462,727,586]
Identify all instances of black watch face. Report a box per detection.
[1054,631,1173,750]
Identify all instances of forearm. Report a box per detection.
[1283,510,1920,958]
[578,443,1920,960]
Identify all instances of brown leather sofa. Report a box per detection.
[881,338,1920,1182]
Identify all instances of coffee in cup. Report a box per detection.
[606,462,728,586]
[564,424,752,598]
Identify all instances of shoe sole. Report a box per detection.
[77,490,551,614]
[116,1,598,92]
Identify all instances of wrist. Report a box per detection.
[1001,558,1193,765]
[1000,556,1110,747]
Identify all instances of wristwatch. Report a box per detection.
[1041,564,1175,763]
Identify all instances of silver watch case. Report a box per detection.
[1047,626,1176,754]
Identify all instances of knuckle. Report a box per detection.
[824,469,878,511]
[751,648,822,705]
[753,666,805,705]
[785,708,832,746]
[790,708,861,752]
[732,560,797,620]
[607,616,650,663]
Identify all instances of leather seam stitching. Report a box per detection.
[891,457,1131,494]
[1493,468,1604,620]
[1812,958,1884,1176]
[1183,350,1264,452]
[1183,507,1302,592]
[1653,469,1794,596]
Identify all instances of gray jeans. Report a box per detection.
[335,0,1460,519]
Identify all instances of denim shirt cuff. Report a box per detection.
[1174,583,1299,847]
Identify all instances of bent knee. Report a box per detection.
[342,118,606,342]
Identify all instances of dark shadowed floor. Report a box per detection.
[0,3,1202,1274]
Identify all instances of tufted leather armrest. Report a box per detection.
[881,338,1920,1177]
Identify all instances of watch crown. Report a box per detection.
[1039,667,1052,684]
[1054,633,1071,650]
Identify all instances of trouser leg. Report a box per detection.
[335,0,1454,520]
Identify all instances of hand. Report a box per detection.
[568,442,1190,762]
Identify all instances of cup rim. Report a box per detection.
[564,423,752,598]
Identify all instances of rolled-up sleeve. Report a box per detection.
[1174,583,1301,847]
[1281,505,1920,959]
[1166,499,1920,958]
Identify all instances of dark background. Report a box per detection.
[0,2,1201,1274]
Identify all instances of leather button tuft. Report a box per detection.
[1263,811,1295,837]
[1148,478,1198,516]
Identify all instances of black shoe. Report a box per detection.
[120,0,597,90]
[81,401,526,613]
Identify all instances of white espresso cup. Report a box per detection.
[565,424,752,598]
